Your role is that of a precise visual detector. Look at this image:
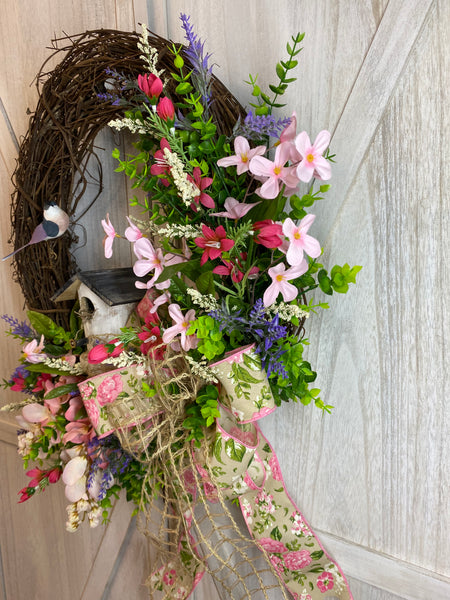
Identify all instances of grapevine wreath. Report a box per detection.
[3,18,360,600]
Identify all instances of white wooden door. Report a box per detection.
[1,1,449,598]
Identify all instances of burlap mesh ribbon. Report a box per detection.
[78,345,352,600]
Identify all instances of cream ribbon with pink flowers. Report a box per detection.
[207,344,353,599]
[78,346,353,599]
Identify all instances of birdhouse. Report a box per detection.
[51,268,146,337]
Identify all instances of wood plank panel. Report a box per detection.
[258,0,449,585]
[0,438,104,600]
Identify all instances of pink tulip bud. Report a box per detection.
[48,468,62,484]
[156,97,175,122]
[137,73,163,101]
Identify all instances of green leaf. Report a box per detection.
[214,434,225,465]
[27,311,63,340]
[275,63,286,80]
[44,383,79,399]
[225,438,246,462]
[25,364,71,375]
[270,526,282,541]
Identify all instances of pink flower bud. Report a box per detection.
[156,97,175,121]
[137,73,163,100]
[48,467,62,484]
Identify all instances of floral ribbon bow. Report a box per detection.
[79,346,353,599]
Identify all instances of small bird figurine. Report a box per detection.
[2,202,70,261]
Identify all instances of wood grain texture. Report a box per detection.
[0,438,104,600]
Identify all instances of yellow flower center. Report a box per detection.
[294,232,301,240]
[273,166,282,175]
[241,153,248,163]
[182,321,189,329]
[276,274,284,282]
[306,153,315,163]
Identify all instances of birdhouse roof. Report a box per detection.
[51,268,147,306]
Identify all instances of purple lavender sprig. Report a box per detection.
[1,314,35,339]
[234,111,292,141]
[87,436,133,501]
[209,299,289,378]
[180,14,213,108]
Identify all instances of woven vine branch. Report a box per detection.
[9,28,245,327]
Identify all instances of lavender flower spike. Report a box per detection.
[179,13,213,107]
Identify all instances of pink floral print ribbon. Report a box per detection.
[208,408,353,599]
[207,345,353,599]
[78,365,158,438]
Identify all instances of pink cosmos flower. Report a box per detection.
[137,73,163,101]
[133,237,185,289]
[316,571,334,593]
[249,142,298,199]
[156,97,175,121]
[217,136,266,175]
[295,130,331,182]
[210,197,260,219]
[284,550,312,571]
[101,214,117,259]
[124,217,143,242]
[278,112,302,162]
[162,304,197,351]
[263,261,307,307]
[188,167,214,209]
[22,335,46,363]
[282,215,321,265]
[194,225,235,265]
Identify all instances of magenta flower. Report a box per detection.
[150,138,171,186]
[253,220,283,249]
[137,73,163,101]
[210,197,260,219]
[217,136,266,175]
[101,213,117,258]
[188,167,214,209]
[263,261,307,307]
[295,130,331,182]
[282,215,321,266]
[162,304,197,351]
[249,142,298,199]
[316,571,334,593]
[156,97,175,121]
[194,224,234,265]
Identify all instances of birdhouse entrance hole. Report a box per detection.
[79,296,95,320]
